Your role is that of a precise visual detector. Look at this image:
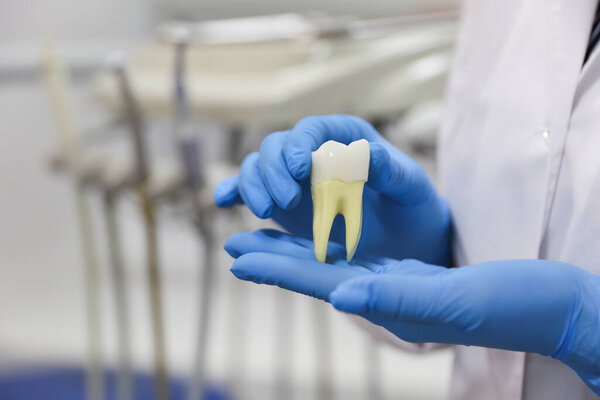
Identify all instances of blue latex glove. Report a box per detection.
[225,229,600,395]
[214,115,452,266]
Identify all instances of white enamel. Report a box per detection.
[311,139,370,185]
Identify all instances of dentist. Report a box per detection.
[215,1,600,399]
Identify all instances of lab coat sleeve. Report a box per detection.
[348,315,447,352]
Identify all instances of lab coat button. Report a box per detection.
[542,129,549,140]
[537,128,550,145]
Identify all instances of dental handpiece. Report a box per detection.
[41,44,105,400]
[107,53,171,400]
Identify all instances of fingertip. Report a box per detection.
[286,116,326,180]
[330,284,370,314]
[230,253,252,280]
[260,166,301,210]
[214,176,241,208]
[238,153,276,218]
[283,138,312,180]
[224,246,240,259]
[230,253,269,284]
[257,132,304,209]
[230,264,250,281]
[280,190,302,210]
[224,232,247,258]
[247,196,275,219]
[367,143,391,187]
[255,202,274,219]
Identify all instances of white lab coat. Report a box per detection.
[371,0,600,398]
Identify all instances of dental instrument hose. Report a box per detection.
[40,45,105,400]
[168,29,217,400]
[110,58,171,400]
[103,188,134,400]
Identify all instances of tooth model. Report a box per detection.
[311,139,370,262]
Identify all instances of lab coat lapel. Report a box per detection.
[538,0,596,246]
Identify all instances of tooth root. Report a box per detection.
[312,182,340,263]
[341,181,365,262]
[311,139,370,263]
[311,180,365,262]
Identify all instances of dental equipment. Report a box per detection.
[92,14,456,127]
[163,26,217,400]
[163,24,298,396]
[108,52,171,400]
[365,340,382,400]
[313,302,334,400]
[311,140,370,262]
[100,163,135,400]
[157,12,458,46]
[40,44,105,400]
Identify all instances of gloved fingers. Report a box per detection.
[225,229,351,263]
[225,229,314,259]
[367,142,437,206]
[283,115,382,180]
[214,176,243,208]
[231,252,370,301]
[330,271,458,325]
[237,153,275,219]
[254,229,315,248]
[374,258,447,276]
[256,229,349,259]
[258,131,302,210]
[227,229,388,271]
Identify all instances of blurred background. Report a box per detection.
[0,0,459,399]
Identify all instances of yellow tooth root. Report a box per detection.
[311,180,365,262]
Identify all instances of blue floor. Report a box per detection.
[0,367,231,400]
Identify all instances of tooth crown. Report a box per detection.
[311,140,370,186]
[311,139,370,263]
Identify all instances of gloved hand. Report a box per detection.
[225,229,600,396]
[214,115,452,266]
